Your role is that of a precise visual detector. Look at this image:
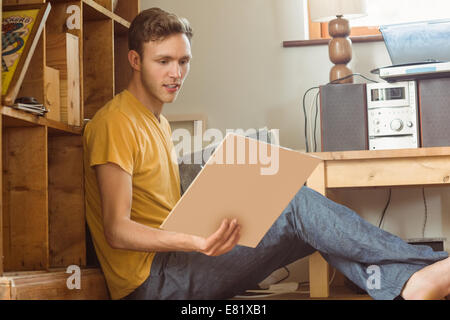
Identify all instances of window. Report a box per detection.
[308,0,450,40]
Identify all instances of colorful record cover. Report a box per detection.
[2,9,39,96]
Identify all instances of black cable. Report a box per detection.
[302,73,378,152]
[302,86,320,152]
[328,73,379,84]
[422,188,428,238]
[313,90,320,152]
[378,188,392,229]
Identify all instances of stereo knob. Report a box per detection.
[406,121,413,128]
[390,119,404,131]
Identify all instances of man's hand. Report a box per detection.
[191,218,241,256]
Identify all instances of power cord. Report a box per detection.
[302,86,319,152]
[378,188,392,229]
[328,72,378,85]
[307,89,320,152]
[378,188,428,238]
[422,187,428,238]
[313,90,320,152]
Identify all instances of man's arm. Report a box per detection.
[95,162,241,256]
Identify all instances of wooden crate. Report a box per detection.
[0,268,109,299]
[83,17,114,119]
[0,0,139,300]
[2,126,48,272]
[46,33,81,126]
[48,134,85,268]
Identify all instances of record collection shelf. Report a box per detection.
[0,0,139,299]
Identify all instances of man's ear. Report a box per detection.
[128,50,141,72]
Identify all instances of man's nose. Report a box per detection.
[169,62,182,78]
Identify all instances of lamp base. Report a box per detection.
[328,16,353,83]
[330,65,353,83]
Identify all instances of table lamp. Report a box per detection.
[309,0,368,83]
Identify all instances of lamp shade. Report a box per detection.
[309,0,368,22]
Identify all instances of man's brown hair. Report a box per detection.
[128,7,193,58]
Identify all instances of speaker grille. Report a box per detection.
[320,84,368,152]
[419,78,450,147]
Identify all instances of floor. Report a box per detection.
[232,284,372,300]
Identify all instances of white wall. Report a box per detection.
[140,0,450,284]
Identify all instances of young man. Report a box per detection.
[83,7,450,300]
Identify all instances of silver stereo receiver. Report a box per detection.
[366,81,419,150]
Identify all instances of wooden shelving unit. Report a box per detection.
[0,0,139,299]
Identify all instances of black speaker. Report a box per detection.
[319,83,368,152]
[418,78,450,147]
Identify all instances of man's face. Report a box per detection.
[139,33,192,105]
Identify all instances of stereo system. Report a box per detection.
[366,81,419,150]
[319,77,450,152]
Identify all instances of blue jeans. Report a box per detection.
[123,186,448,300]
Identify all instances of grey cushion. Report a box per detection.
[178,129,273,195]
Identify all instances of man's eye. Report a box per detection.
[159,60,168,64]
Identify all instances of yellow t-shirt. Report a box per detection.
[83,90,181,300]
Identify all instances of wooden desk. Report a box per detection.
[305,147,450,298]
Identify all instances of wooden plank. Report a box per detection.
[0,4,2,278]
[82,0,129,29]
[311,147,450,161]
[0,279,11,300]
[0,115,2,277]
[46,33,81,126]
[1,268,109,299]
[3,0,44,4]
[309,252,330,298]
[326,156,450,188]
[46,1,84,123]
[44,66,61,122]
[283,35,384,47]
[305,161,330,297]
[1,107,83,134]
[0,0,2,117]
[92,0,112,11]
[48,135,85,267]
[113,18,128,36]
[83,19,114,119]
[66,33,81,126]
[2,126,48,271]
